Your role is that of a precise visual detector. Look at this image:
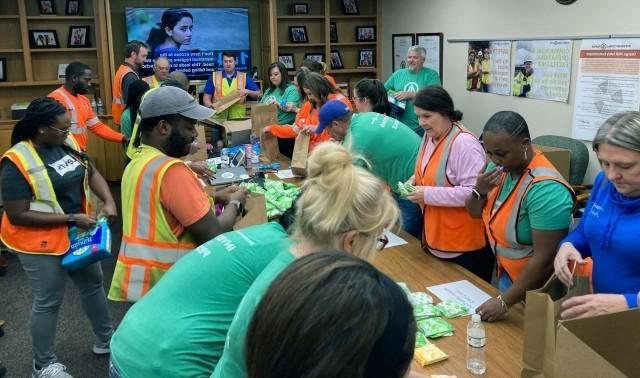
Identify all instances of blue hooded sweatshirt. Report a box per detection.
[563,171,640,307]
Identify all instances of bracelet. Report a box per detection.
[496,295,509,313]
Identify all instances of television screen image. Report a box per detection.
[125,7,251,78]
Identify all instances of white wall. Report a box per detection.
[381,0,640,183]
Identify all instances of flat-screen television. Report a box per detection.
[125,7,251,79]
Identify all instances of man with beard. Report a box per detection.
[108,86,248,302]
[112,40,149,126]
[48,61,124,151]
[384,45,441,136]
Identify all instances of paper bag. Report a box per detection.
[212,90,242,113]
[234,193,268,230]
[182,124,207,161]
[555,309,640,378]
[251,104,280,161]
[521,265,591,378]
[290,133,310,177]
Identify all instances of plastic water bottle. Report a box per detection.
[467,313,486,375]
[244,144,253,169]
[96,98,104,114]
[220,148,229,168]
[251,141,260,164]
[91,99,97,112]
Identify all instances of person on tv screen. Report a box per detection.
[147,8,193,58]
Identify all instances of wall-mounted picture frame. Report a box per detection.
[68,26,90,47]
[289,26,309,43]
[292,3,308,15]
[330,22,338,43]
[330,50,344,69]
[278,53,295,71]
[356,26,376,42]
[304,53,325,64]
[30,30,59,48]
[392,34,415,71]
[416,32,444,81]
[341,0,359,15]
[38,0,55,15]
[358,49,375,67]
[65,0,81,15]
[0,59,6,82]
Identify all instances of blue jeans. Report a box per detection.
[394,195,423,239]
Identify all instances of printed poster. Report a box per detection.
[466,41,511,95]
[512,40,572,102]
[572,39,640,141]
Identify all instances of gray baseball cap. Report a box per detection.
[139,86,214,120]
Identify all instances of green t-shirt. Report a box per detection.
[120,108,133,140]
[211,250,296,378]
[384,67,441,133]
[110,223,292,378]
[487,162,573,245]
[344,112,421,195]
[259,84,301,125]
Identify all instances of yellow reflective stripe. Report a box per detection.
[120,240,192,264]
[126,265,146,302]
[12,143,64,214]
[134,156,171,240]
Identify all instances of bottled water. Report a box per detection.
[467,313,486,375]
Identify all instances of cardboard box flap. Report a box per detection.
[224,118,252,132]
[533,144,571,183]
[213,90,242,113]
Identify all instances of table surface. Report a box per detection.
[375,232,524,378]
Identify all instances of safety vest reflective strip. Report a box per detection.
[143,75,160,88]
[212,71,247,99]
[51,88,83,134]
[432,126,460,187]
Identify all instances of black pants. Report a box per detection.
[435,245,496,283]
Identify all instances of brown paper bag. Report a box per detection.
[290,133,310,177]
[521,269,591,378]
[212,90,242,113]
[251,104,280,161]
[555,309,640,377]
[233,193,268,230]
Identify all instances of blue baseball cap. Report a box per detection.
[317,100,351,135]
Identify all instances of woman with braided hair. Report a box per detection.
[0,97,117,378]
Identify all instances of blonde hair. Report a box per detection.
[292,142,400,261]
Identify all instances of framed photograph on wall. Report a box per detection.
[65,0,81,15]
[289,26,309,43]
[278,54,295,71]
[358,49,375,67]
[356,26,376,42]
[292,3,308,15]
[30,30,59,48]
[304,53,325,64]
[68,26,90,47]
[330,22,338,43]
[0,59,6,82]
[416,32,444,80]
[392,34,415,71]
[38,0,55,15]
[341,0,359,15]
[330,50,344,69]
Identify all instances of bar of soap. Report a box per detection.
[414,344,449,366]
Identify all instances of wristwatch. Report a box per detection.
[66,214,76,226]
[472,188,487,200]
[228,199,244,215]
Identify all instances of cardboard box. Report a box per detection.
[534,144,571,183]
[555,309,640,377]
[212,90,242,113]
[222,118,252,146]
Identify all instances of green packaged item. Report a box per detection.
[435,300,469,319]
[417,317,454,339]
[415,331,429,348]
[397,181,416,197]
[413,304,442,320]
[396,282,411,295]
[241,179,300,219]
[408,292,434,306]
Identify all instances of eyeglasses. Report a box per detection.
[376,234,389,251]
[48,126,70,135]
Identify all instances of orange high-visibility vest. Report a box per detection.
[212,71,247,100]
[0,135,89,254]
[415,125,486,252]
[482,150,575,282]
[49,86,101,150]
[112,64,139,125]
[108,145,198,302]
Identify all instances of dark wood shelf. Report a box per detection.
[27,16,94,20]
[30,48,97,52]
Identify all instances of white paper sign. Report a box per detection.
[275,169,298,179]
[427,280,491,314]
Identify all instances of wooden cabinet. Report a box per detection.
[268,0,381,95]
[0,0,113,121]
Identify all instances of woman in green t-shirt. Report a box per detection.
[260,62,301,125]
